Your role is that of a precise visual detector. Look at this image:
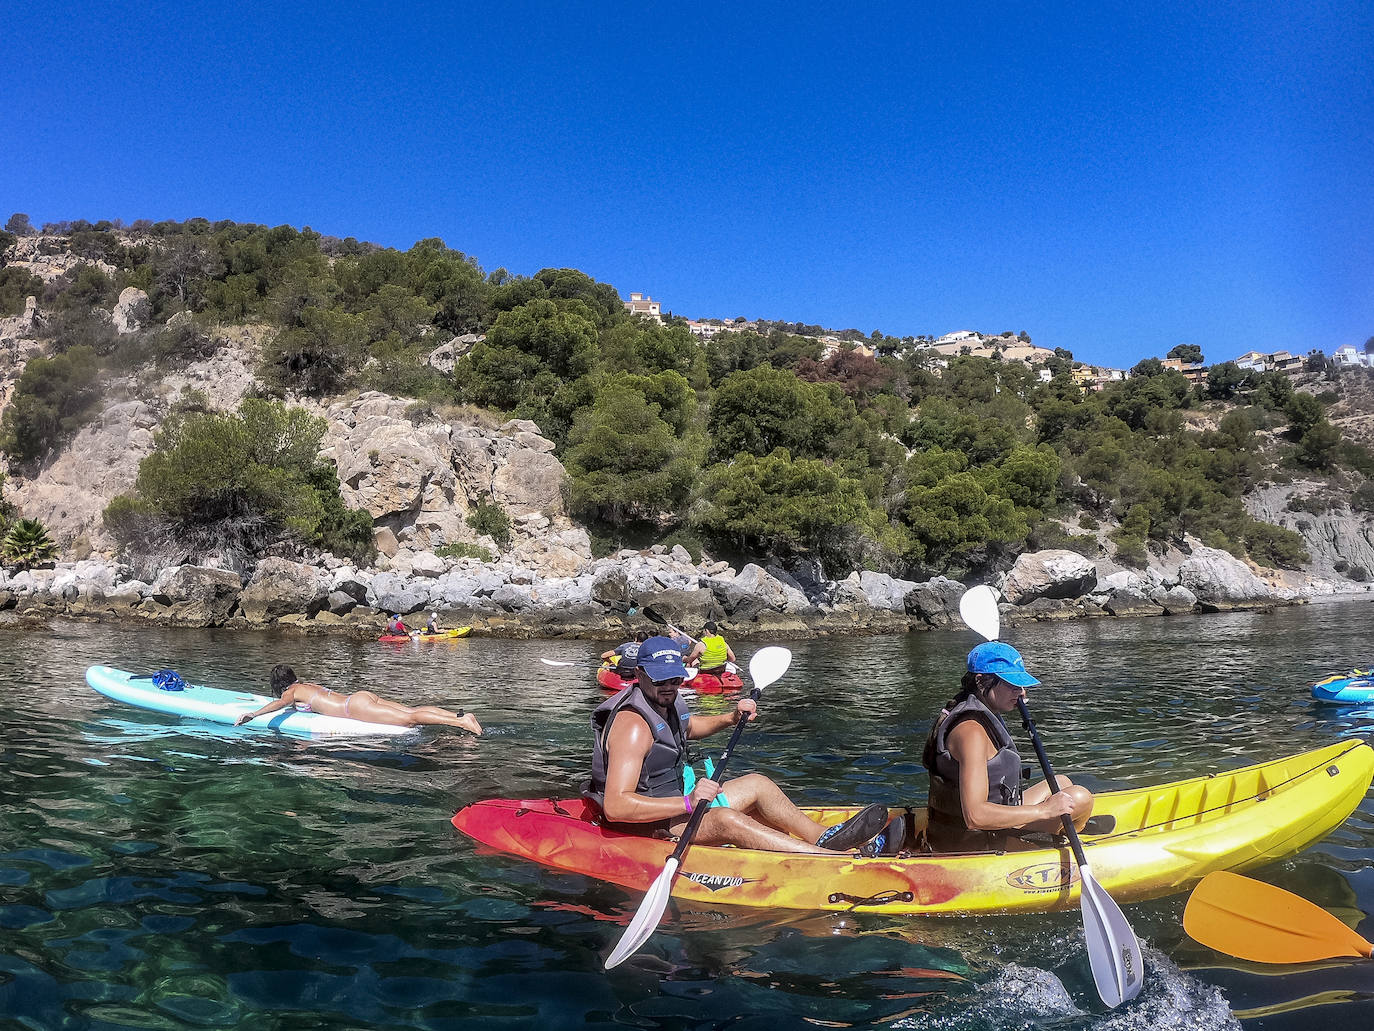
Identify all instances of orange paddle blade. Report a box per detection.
[1184,871,1374,963]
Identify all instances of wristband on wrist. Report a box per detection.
[683,794,693,814]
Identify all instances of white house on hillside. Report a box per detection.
[624,292,663,324]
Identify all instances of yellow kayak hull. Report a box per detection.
[453,739,1373,915]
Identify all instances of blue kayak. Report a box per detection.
[1311,670,1374,704]
[85,665,414,737]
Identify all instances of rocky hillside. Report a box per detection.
[2,223,1373,640]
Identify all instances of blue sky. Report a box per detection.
[3,2,1370,368]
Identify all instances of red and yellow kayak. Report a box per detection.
[690,668,743,693]
[452,739,1373,916]
[596,662,743,694]
[597,663,636,692]
[378,626,472,643]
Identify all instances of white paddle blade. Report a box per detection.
[1079,866,1144,1007]
[605,857,679,969]
[539,658,580,667]
[958,585,1001,642]
[748,647,792,691]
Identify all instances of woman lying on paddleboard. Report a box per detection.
[234,664,483,735]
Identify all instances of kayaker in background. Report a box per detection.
[687,621,735,673]
[921,642,1093,851]
[234,665,483,735]
[424,612,441,635]
[584,636,887,854]
[600,631,648,671]
[387,613,409,636]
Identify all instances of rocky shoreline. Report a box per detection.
[1,544,1365,641]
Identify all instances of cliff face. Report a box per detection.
[1245,482,1374,581]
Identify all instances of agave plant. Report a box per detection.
[2,517,58,571]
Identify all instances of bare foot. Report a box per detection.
[460,712,483,736]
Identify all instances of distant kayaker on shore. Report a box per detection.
[686,621,736,674]
[583,636,886,854]
[234,665,483,735]
[922,642,1092,851]
[387,613,409,636]
[424,612,441,635]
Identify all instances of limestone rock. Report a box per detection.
[859,570,919,612]
[151,565,242,623]
[239,558,329,623]
[368,571,430,614]
[112,287,150,334]
[1100,586,1165,617]
[905,576,967,627]
[1001,550,1098,604]
[1177,546,1283,608]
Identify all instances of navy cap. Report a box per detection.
[967,641,1040,688]
[637,636,688,681]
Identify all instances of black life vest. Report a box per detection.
[923,693,1024,851]
[583,685,692,814]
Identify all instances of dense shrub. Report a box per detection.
[105,399,374,569]
[465,500,512,548]
[0,346,102,465]
[436,541,493,562]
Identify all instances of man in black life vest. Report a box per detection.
[923,642,1094,851]
[584,637,886,853]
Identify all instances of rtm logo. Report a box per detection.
[1005,862,1079,893]
[1121,942,1138,985]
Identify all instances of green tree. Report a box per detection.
[0,346,102,464]
[1295,420,1342,469]
[4,213,34,235]
[1284,392,1324,438]
[1205,362,1247,400]
[1167,343,1204,364]
[0,267,43,316]
[408,238,489,334]
[260,307,368,395]
[111,399,374,565]
[460,299,599,412]
[691,449,889,570]
[904,472,1027,571]
[708,366,855,463]
[564,389,697,526]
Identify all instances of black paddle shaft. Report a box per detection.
[1016,698,1090,868]
[665,687,761,864]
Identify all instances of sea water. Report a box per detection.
[1,598,1372,1030]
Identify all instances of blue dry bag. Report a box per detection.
[151,669,186,692]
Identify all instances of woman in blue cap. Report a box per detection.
[920,641,1094,852]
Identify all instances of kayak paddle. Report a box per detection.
[1017,697,1144,1006]
[1184,870,1374,963]
[958,586,1144,1007]
[604,645,792,969]
[642,605,700,646]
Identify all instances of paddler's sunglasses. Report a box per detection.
[648,675,685,687]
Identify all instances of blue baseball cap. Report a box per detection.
[637,636,688,681]
[967,642,1040,688]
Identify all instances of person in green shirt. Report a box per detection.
[687,620,736,674]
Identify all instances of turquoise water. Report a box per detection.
[3,599,1374,1030]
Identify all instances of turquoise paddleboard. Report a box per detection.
[85,665,414,738]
